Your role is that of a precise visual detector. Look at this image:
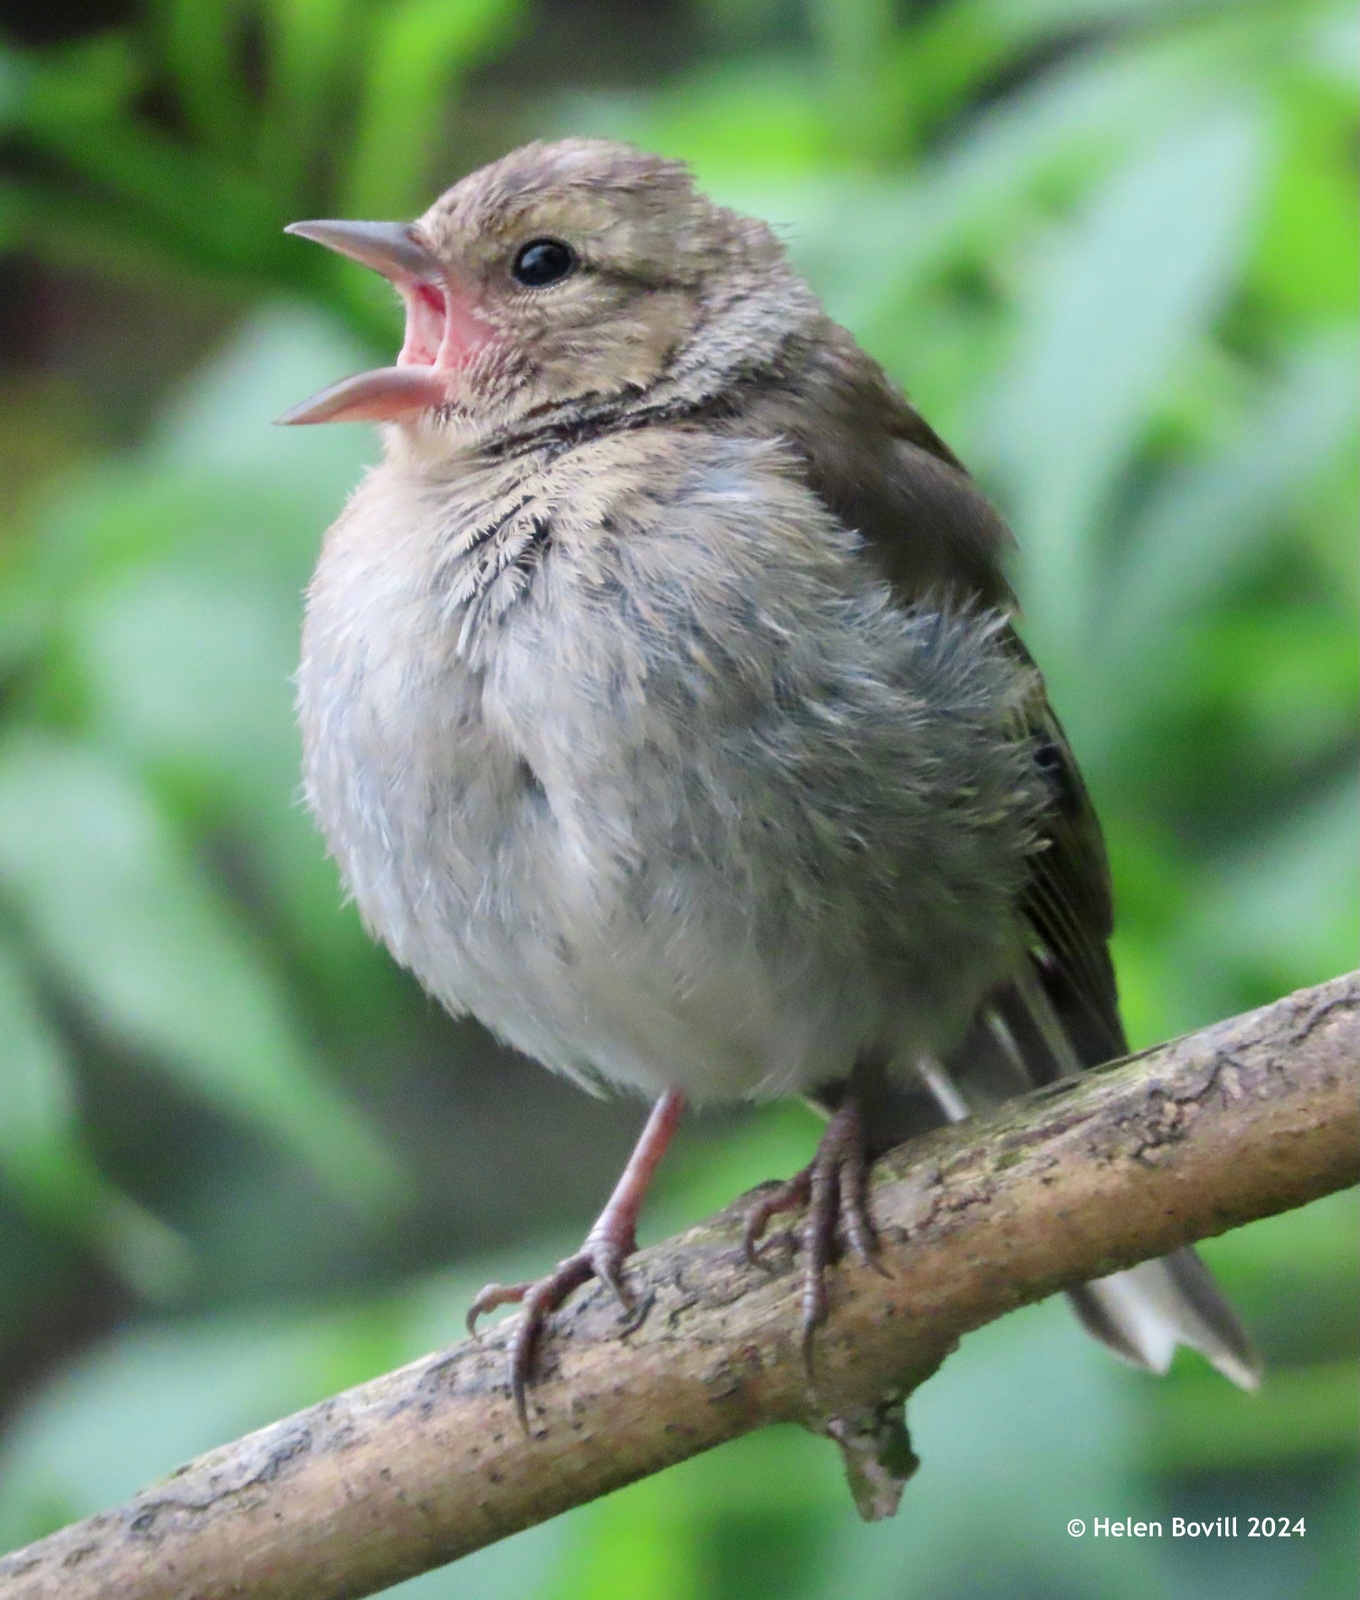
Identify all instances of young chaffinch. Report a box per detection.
[284,139,1258,1428]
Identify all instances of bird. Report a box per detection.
[281,137,1260,1430]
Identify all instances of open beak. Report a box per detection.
[277,219,493,425]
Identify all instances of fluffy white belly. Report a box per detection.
[296,438,1038,1103]
[304,692,878,1100]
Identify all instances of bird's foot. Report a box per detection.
[743,1095,887,1373]
[468,1224,639,1432]
[466,1089,685,1432]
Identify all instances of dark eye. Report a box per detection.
[511,238,577,288]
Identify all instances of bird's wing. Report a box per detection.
[995,637,1127,1071]
[756,332,1126,1077]
[777,347,1258,1388]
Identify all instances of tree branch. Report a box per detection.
[4,973,1357,1600]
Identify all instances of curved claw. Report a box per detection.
[838,1154,888,1276]
[466,1280,532,1339]
[504,1257,595,1431]
[469,1089,686,1432]
[469,1237,638,1433]
[740,1093,883,1379]
[742,1170,812,1266]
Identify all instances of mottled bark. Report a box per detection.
[3,973,1357,1600]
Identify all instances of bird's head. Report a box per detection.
[280,139,818,450]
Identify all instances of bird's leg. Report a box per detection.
[468,1088,685,1430]
[743,1086,885,1372]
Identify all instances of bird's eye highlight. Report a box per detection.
[511,238,577,288]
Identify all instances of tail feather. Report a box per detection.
[1069,1253,1261,1390]
[906,954,1261,1390]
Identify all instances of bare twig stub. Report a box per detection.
[3,973,1357,1600]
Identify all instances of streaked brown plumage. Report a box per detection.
[283,138,1259,1430]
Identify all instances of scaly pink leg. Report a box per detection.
[468,1089,685,1429]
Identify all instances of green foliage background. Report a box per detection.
[0,1,1355,1595]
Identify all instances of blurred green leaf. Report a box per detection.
[342,0,524,217]
[1251,67,1360,322]
[257,0,368,204]
[543,1472,702,1600]
[1102,336,1358,658]
[0,732,397,1208]
[983,104,1266,663]
[1,33,143,126]
[157,0,255,159]
[0,931,187,1296]
[1204,1183,1358,1294]
[1172,772,1359,1018]
[808,0,899,164]
[1144,1359,1360,1471]
[17,114,286,279]
[559,62,837,182]
[1079,333,1359,755]
[151,300,381,475]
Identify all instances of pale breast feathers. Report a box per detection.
[297,430,1046,1099]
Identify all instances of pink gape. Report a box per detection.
[278,219,493,425]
